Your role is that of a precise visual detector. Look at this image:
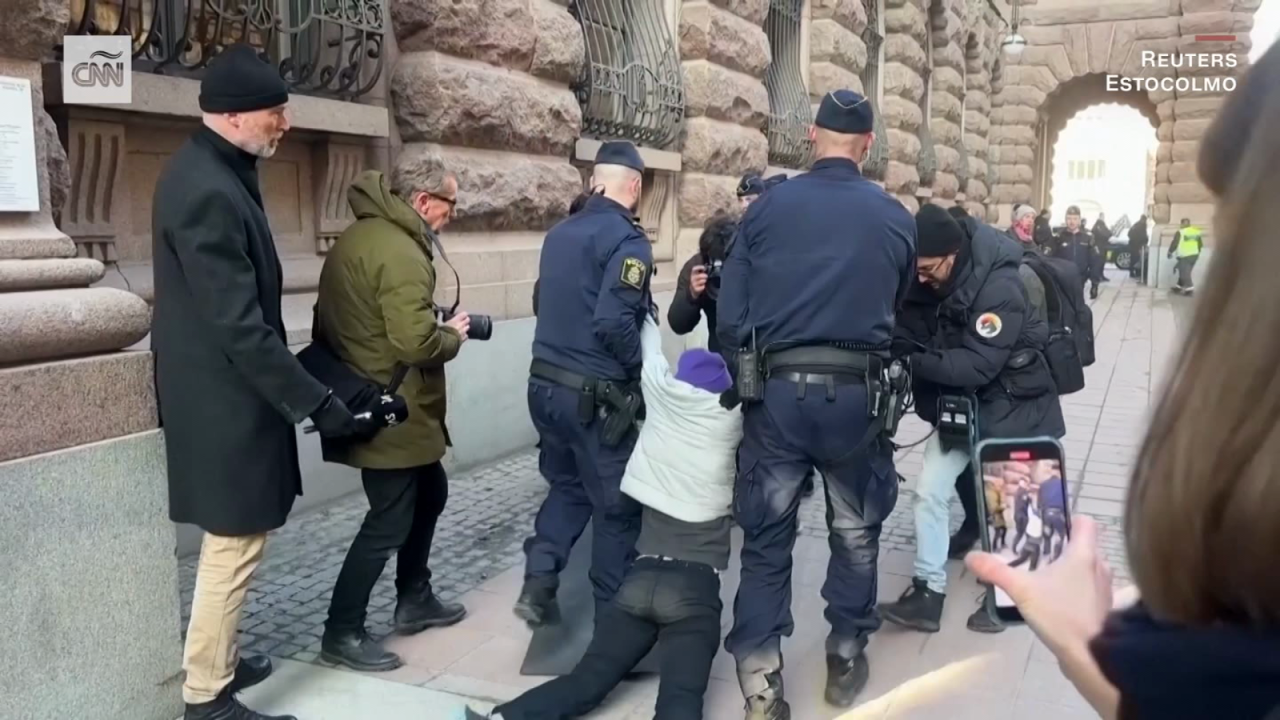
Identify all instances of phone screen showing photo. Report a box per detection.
[977,440,1070,613]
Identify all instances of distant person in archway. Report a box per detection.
[1053,205,1102,299]
[1167,217,1204,295]
[1034,210,1054,251]
[1092,214,1112,284]
[1127,214,1149,281]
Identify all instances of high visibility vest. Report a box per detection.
[1177,226,1203,258]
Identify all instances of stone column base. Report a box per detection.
[0,430,183,720]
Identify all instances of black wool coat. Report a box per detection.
[151,128,330,536]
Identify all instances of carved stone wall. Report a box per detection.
[390,0,585,319]
[678,0,771,261]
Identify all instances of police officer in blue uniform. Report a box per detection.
[717,90,916,720]
[516,141,654,628]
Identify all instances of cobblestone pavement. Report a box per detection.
[182,272,1168,663]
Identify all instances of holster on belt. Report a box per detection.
[598,380,643,448]
[530,359,644,447]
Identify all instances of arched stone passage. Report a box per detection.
[1037,73,1159,213]
[989,1,1261,229]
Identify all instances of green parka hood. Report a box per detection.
[346,170,434,257]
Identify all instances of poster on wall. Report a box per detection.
[0,75,40,213]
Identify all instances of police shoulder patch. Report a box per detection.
[975,312,1003,339]
[620,256,648,290]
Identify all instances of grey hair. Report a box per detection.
[389,164,456,200]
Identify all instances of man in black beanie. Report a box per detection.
[882,204,1064,636]
[152,43,359,720]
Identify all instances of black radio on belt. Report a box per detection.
[937,394,977,453]
[735,328,764,403]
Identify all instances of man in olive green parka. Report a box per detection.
[314,167,473,672]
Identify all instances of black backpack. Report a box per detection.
[1022,253,1095,394]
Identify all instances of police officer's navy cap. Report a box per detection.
[595,141,645,173]
[815,90,874,134]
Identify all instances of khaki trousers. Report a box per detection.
[183,532,267,704]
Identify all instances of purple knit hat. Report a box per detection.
[675,348,732,394]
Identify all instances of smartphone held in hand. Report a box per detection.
[974,437,1071,624]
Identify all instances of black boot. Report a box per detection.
[320,628,403,672]
[227,656,273,695]
[966,590,1006,634]
[824,652,870,708]
[744,672,790,720]
[185,692,298,720]
[513,580,560,628]
[879,577,945,633]
[394,587,467,635]
[801,471,816,498]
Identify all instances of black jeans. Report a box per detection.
[496,557,722,720]
[326,463,449,631]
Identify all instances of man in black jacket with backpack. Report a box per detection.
[879,205,1066,635]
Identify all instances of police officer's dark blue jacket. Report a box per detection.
[893,218,1066,439]
[532,193,653,381]
[716,158,916,353]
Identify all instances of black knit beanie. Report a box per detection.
[916,204,966,257]
[199,44,290,113]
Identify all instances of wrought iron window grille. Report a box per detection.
[764,0,812,168]
[569,0,685,149]
[62,0,384,101]
[956,137,970,194]
[860,0,888,180]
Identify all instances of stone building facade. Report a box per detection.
[0,0,1261,716]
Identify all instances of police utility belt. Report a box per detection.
[735,344,911,440]
[529,359,643,448]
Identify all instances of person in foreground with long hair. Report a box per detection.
[967,43,1280,720]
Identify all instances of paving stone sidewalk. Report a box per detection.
[181,270,1180,666]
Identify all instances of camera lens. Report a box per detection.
[468,314,493,341]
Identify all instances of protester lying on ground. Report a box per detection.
[467,315,743,720]
[967,40,1280,720]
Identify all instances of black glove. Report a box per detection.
[719,386,741,410]
[309,393,361,439]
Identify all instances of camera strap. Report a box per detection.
[423,223,463,317]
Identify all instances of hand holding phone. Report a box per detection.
[972,437,1073,624]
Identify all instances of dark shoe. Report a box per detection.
[744,696,790,720]
[744,672,790,720]
[463,708,490,719]
[227,656,273,696]
[394,589,467,635]
[801,472,816,498]
[947,526,980,559]
[967,594,1007,634]
[879,577,945,633]
[513,581,561,628]
[184,693,297,720]
[824,653,870,708]
[320,628,403,672]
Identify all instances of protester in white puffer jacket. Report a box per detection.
[621,316,742,522]
[469,315,744,720]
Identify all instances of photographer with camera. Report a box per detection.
[311,167,474,673]
[668,214,735,353]
[879,204,1064,636]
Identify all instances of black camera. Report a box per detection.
[440,308,493,341]
[704,258,724,281]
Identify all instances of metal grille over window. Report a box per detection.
[62,0,385,100]
[986,158,996,197]
[861,0,888,180]
[570,0,685,148]
[765,0,813,168]
[956,64,969,194]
